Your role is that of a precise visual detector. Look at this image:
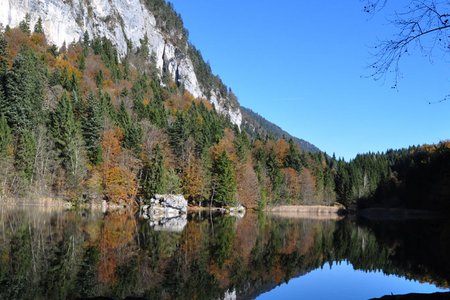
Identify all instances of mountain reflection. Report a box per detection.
[0,207,448,299]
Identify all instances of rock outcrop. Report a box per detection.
[0,0,242,127]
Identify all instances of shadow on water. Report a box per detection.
[0,206,449,299]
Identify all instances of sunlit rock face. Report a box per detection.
[0,0,242,127]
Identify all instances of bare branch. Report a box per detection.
[365,0,450,88]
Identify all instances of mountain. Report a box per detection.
[0,0,242,126]
[0,0,337,208]
[0,0,320,153]
[241,107,320,153]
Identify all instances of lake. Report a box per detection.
[0,207,449,299]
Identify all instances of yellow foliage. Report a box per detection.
[102,165,136,204]
[54,56,82,81]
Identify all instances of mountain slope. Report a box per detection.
[241,107,320,153]
[0,0,242,126]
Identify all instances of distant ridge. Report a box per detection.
[241,107,320,153]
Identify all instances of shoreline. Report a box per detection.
[264,205,346,220]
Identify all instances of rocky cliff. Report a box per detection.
[0,0,242,126]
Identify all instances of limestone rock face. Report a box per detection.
[0,0,242,127]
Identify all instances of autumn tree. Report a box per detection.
[99,128,137,204]
[182,156,206,203]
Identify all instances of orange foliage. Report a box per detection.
[54,55,82,81]
[275,139,289,164]
[96,128,137,204]
[300,168,316,204]
[283,167,301,203]
[98,213,136,284]
[97,253,117,284]
[236,158,260,208]
[102,128,123,164]
[30,32,46,47]
[5,29,36,61]
[182,157,206,201]
[102,165,137,204]
[179,221,207,261]
[211,128,237,162]
[82,54,111,92]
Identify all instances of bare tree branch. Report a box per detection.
[364,0,450,92]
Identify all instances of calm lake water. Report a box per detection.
[0,207,449,300]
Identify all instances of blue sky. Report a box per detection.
[169,1,450,160]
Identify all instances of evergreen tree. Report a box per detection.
[0,33,7,77]
[117,101,142,153]
[0,115,12,156]
[19,14,31,35]
[266,147,283,201]
[2,48,45,130]
[15,128,36,182]
[212,151,237,206]
[33,17,44,34]
[234,129,250,161]
[139,33,150,59]
[50,92,82,176]
[81,93,103,164]
[284,139,302,172]
[140,145,164,200]
[169,111,189,159]
[95,70,104,88]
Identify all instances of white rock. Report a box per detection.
[0,0,242,127]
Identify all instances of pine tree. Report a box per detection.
[212,151,237,206]
[140,144,164,200]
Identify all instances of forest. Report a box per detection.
[0,18,336,209]
[0,14,449,213]
[334,142,450,213]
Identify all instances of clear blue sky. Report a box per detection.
[169,1,449,160]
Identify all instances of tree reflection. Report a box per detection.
[0,207,448,299]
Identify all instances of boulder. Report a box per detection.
[140,194,188,231]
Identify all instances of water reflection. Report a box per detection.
[0,207,448,299]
